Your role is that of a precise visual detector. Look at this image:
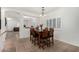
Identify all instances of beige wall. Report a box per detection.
[45,7,79,47]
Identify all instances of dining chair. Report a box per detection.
[49,28,54,45]
[38,28,50,49]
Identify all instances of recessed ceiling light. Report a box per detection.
[40,15,42,16]
[7,18,12,20]
[23,16,29,18]
[40,14,46,17]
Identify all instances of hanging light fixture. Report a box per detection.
[40,7,46,16]
[42,7,44,16]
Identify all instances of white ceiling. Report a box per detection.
[5,7,59,18]
[12,7,58,14]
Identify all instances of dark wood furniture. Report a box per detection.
[49,28,54,45]
[30,27,39,45]
[13,27,19,32]
[38,29,50,49]
[30,27,54,49]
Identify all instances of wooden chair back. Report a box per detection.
[42,28,49,38]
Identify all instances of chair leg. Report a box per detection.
[45,38,50,47]
[52,37,54,45]
[34,38,37,45]
[32,38,34,43]
[30,35,31,41]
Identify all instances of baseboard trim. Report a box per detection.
[56,39,79,47]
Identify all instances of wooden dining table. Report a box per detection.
[30,27,54,49]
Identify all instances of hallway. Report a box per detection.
[3,32,79,52]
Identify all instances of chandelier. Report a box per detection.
[40,7,46,16]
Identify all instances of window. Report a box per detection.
[52,18,56,28]
[46,17,61,28]
[57,17,61,28]
[47,19,51,28]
